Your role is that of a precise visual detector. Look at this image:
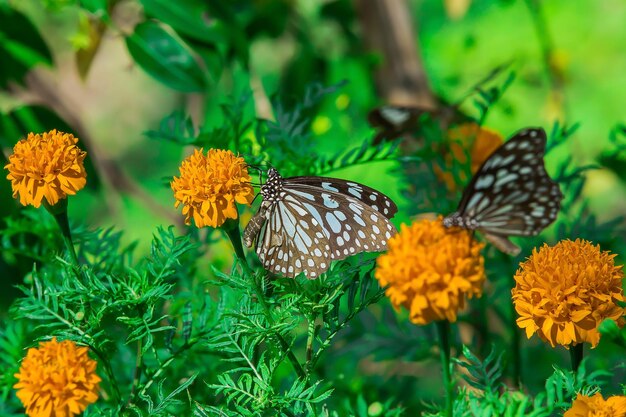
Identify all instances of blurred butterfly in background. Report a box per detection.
[367,106,424,144]
[443,127,563,255]
[368,104,467,145]
[244,168,398,279]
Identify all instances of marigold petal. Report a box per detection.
[13,338,100,417]
[375,216,485,325]
[5,130,87,208]
[565,392,626,417]
[512,239,625,348]
[171,148,253,228]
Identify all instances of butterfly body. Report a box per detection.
[443,128,562,255]
[244,168,397,278]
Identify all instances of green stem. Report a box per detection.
[436,320,453,417]
[90,345,122,403]
[511,316,521,386]
[570,343,583,373]
[44,199,81,271]
[127,339,143,405]
[222,216,307,380]
[305,313,317,374]
[223,217,249,270]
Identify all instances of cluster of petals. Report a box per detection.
[13,337,101,417]
[4,130,87,208]
[171,148,254,228]
[375,216,485,325]
[564,392,626,417]
[512,239,625,348]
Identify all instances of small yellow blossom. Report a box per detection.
[171,148,254,228]
[436,122,503,191]
[375,216,485,325]
[512,239,625,348]
[14,337,101,417]
[564,392,626,417]
[5,130,87,208]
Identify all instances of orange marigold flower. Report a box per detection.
[564,392,626,417]
[14,337,101,417]
[512,239,625,348]
[171,148,254,228]
[4,130,87,208]
[375,216,485,325]
[436,122,503,191]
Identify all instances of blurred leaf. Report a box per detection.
[0,6,52,88]
[125,21,208,92]
[75,14,106,79]
[140,0,227,44]
[79,0,108,15]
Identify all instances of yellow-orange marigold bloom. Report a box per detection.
[5,130,87,208]
[375,216,485,325]
[564,392,626,417]
[512,239,625,348]
[171,148,254,228]
[436,122,503,191]
[13,337,101,417]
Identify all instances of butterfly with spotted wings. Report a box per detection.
[443,127,563,255]
[243,168,398,279]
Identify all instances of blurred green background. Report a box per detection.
[1,0,626,414]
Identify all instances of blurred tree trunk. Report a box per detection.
[354,0,437,110]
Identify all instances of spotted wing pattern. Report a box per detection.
[443,127,563,255]
[244,168,397,279]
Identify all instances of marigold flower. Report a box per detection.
[564,392,626,417]
[14,337,101,417]
[435,122,503,191]
[171,148,254,228]
[512,239,625,348]
[375,216,485,325]
[5,130,87,208]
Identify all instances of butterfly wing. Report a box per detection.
[249,198,333,279]
[245,179,397,279]
[283,176,399,218]
[453,127,562,237]
[283,182,397,257]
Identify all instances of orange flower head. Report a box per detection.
[5,130,87,208]
[512,239,625,348]
[375,216,485,325]
[13,337,101,417]
[171,148,254,228]
[564,392,626,417]
[436,122,503,191]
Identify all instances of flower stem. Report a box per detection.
[510,306,521,387]
[570,343,583,373]
[223,217,249,269]
[222,216,307,381]
[44,199,81,271]
[436,320,454,417]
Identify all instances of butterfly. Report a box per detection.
[442,127,563,255]
[243,168,398,279]
[368,104,465,144]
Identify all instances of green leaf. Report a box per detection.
[125,21,208,92]
[140,0,227,44]
[0,7,52,87]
